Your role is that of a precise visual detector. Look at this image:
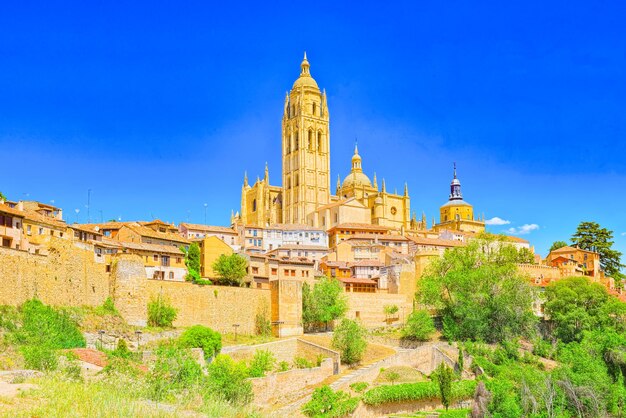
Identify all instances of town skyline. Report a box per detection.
[2,2,625,258]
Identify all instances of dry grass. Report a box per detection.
[221,333,276,347]
[374,366,427,384]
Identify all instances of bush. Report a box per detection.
[332,318,367,365]
[255,305,272,337]
[247,349,276,378]
[206,354,253,406]
[146,344,203,401]
[95,297,118,316]
[350,381,369,393]
[294,356,314,369]
[21,345,58,371]
[276,360,290,372]
[16,299,85,349]
[110,339,132,360]
[178,325,222,359]
[401,310,435,341]
[362,380,476,406]
[147,294,177,328]
[302,385,359,418]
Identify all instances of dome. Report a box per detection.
[342,172,372,189]
[441,199,472,208]
[292,53,319,90]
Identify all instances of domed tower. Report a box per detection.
[282,53,330,224]
[341,143,373,192]
[433,163,485,233]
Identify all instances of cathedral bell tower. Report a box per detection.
[282,53,330,224]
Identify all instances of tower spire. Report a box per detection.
[264,162,269,183]
[449,163,462,201]
[300,52,310,76]
[243,171,249,188]
[373,172,378,190]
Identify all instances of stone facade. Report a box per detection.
[0,238,109,307]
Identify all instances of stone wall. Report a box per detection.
[250,358,334,406]
[0,239,109,307]
[224,338,340,369]
[112,259,271,334]
[345,292,412,328]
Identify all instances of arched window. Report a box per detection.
[286,134,291,153]
[295,174,299,186]
[169,271,174,280]
[294,132,299,150]
[291,104,295,116]
[252,199,257,212]
[308,129,313,150]
[312,102,317,115]
[317,132,323,152]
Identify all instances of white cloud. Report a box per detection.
[506,224,540,235]
[621,232,626,236]
[485,217,511,226]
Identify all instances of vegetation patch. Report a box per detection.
[362,380,476,406]
[302,385,359,418]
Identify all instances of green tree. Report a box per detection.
[212,253,248,286]
[303,277,348,331]
[549,240,568,253]
[544,276,615,342]
[178,325,222,359]
[184,242,201,277]
[332,318,367,365]
[571,221,624,279]
[0,191,6,201]
[206,354,253,405]
[433,362,454,410]
[401,310,435,341]
[419,235,537,343]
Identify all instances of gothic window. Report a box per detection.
[295,174,299,186]
[312,102,317,115]
[317,132,323,152]
[286,135,291,153]
[295,132,299,150]
[252,199,257,212]
[291,104,295,116]
[308,129,313,150]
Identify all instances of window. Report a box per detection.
[295,131,299,150]
[252,199,257,212]
[252,267,259,274]
[291,269,296,277]
[169,272,174,280]
[39,227,44,235]
[106,264,111,273]
[308,129,313,150]
[312,102,316,115]
[176,257,181,264]
[271,268,277,275]
[153,254,158,261]
[317,132,322,152]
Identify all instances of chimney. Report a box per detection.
[17,201,24,211]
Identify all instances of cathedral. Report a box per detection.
[233,54,484,235]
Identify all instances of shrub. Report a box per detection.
[16,299,85,349]
[206,354,253,406]
[247,349,276,378]
[21,345,58,371]
[255,304,272,337]
[212,253,248,286]
[95,297,118,316]
[402,310,435,341]
[178,325,222,359]
[384,304,399,316]
[146,344,203,401]
[276,360,290,372]
[147,294,177,328]
[294,356,314,369]
[386,370,400,384]
[332,318,367,365]
[302,385,359,418]
[350,381,369,393]
[0,306,19,332]
[111,339,132,360]
[362,380,476,406]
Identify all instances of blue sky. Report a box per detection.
[1,1,625,257]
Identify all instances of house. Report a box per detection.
[179,223,240,250]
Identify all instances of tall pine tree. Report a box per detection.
[571,221,624,279]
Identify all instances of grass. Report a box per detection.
[374,366,426,384]
[0,373,260,418]
[396,409,470,417]
[221,332,276,347]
